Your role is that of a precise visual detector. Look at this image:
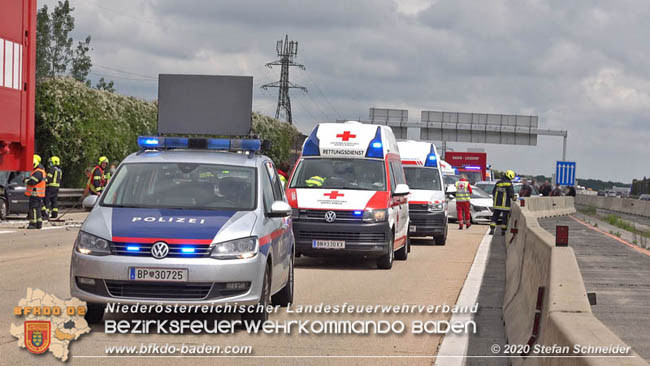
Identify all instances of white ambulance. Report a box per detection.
[286,122,410,269]
[397,141,448,245]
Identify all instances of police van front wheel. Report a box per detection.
[242,265,271,326]
[376,236,394,269]
[272,256,294,307]
[84,303,105,324]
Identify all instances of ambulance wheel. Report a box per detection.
[395,236,408,261]
[243,264,271,325]
[407,235,411,253]
[434,234,447,246]
[377,235,394,269]
[84,303,105,324]
[272,255,294,307]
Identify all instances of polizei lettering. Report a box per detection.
[131,217,207,224]
[321,149,365,156]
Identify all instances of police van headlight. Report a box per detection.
[210,237,258,260]
[428,202,444,212]
[75,231,111,256]
[363,209,387,222]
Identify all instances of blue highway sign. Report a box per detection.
[556,161,576,186]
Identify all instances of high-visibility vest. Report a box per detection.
[455,180,471,202]
[26,167,46,198]
[89,165,105,194]
[306,176,325,187]
[493,180,514,210]
[47,167,62,187]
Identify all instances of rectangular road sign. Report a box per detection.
[556,161,576,186]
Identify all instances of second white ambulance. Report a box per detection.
[286,122,410,269]
[397,141,448,245]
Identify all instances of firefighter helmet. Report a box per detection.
[98,156,109,165]
[33,154,42,168]
[505,170,516,180]
[49,156,61,166]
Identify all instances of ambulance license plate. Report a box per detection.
[312,240,345,249]
[410,225,416,232]
[129,267,188,282]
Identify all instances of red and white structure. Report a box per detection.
[0,0,36,171]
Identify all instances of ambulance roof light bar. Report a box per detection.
[302,126,320,156]
[137,136,261,152]
[424,144,438,167]
[365,127,383,158]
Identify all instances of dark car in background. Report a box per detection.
[0,171,29,220]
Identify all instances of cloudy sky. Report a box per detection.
[41,0,650,182]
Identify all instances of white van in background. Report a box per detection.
[398,141,448,245]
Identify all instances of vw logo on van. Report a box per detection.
[151,242,169,259]
[324,211,337,223]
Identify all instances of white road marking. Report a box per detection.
[435,229,492,366]
[0,230,16,235]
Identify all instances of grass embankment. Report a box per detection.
[576,205,650,246]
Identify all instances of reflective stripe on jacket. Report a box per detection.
[47,167,63,187]
[89,165,105,194]
[492,179,514,210]
[455,180,471,202]
[26,167,46,198]
[306,176,325,187]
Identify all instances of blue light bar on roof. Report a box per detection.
[365,127,383,158]
[137,136,163,148]
[165,137,189,148]
[302,126,320,156]
[207,138,230,150]
[424,153,438,167]
[137,136,261,152]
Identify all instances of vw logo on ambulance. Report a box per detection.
[324,211,337,223]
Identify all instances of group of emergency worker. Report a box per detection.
[455,169,516,235]
[24,154,111,229]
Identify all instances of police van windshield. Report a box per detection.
[290,158,386,191]
[403,167,442,191]
[101,163,256,210]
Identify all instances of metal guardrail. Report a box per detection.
[57,188,85,207]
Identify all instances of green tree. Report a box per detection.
[36,1,103,86]
[95,77,115,92]
[35,6,52,81]
[71,36,92,84]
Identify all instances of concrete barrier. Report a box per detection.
[576,195,650,219]
[503,197,648,366]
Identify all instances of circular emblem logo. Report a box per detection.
[324,211,337,223]
[151,241,169,259]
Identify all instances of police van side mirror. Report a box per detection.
[393,184,410,197]
[268,201,292,218]
[82,195,98,210]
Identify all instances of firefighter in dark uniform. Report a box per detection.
[25,155,46,229]
[88,156,109,196]
[42,156,63,219]
[490,169,516,235]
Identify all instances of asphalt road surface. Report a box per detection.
[539,215,650,361]
[1,215,487,366]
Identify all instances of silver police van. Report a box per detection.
[71,136,294,323]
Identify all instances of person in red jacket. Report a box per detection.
[454,175,473,230]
